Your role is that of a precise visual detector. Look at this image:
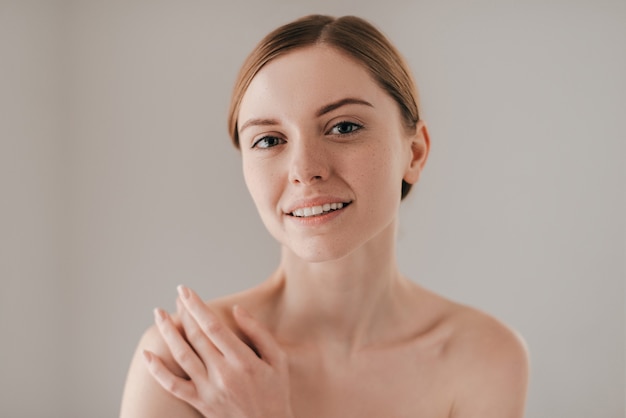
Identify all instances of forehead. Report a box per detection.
[238,45,389,122]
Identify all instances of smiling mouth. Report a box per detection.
[289,202,351,218]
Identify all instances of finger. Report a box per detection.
[143,349,198,402]
[178,285,257,362]
[176,295,182,315]
[176,296,222,369]
[154,307,207,382]
[233,304,285,366]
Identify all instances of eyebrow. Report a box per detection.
[316,97,374,117]
[238,97,374,134]
[238,118,279,134]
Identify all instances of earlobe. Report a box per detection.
[403,120,430,184]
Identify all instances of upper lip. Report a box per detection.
[283,197,352,214]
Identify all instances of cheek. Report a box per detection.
[242,160,265,209]
[352,142,402,194]
[242,159,281,214]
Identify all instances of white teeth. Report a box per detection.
[290,202,348,218]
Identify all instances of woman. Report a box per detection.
[120,14,529,417]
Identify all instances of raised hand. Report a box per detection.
[143,285,294,418]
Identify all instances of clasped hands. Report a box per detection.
[143,285,294,418]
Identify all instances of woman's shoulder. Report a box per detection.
[442,298,529,370]
[120,288,261,417]
[425,291,529,416]
[409,283,527,359]
[145,286,262,353]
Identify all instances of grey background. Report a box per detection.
[1,0,624,417]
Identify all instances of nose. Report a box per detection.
[288,139,330,185]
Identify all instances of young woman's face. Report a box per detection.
[237,45,427,262]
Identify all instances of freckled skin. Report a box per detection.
[238,46,410,263]
[120,45,529,418]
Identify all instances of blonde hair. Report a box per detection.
[228,15,421,199]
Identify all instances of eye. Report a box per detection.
[329,121,363,135]
[252,136,285,149]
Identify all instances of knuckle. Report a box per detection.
[204,319,222,335]
[209,390,228,408]
[237,359,255,375]
[210,359,227,377]
[214,371,229,389]
[165,378,179,394]
[216,367,241,389]
[174,348,191,364]
[186,327,204,342]
[278,349,288,363]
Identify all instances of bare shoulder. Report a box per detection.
[119,321,202,417]
[444,301,529,364]
[119,289,257,417]
[441,299,530,418]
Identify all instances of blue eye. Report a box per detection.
[329,121,362,135]
[252,136,285,149]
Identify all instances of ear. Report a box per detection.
[403,120,430,185]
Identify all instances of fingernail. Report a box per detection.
[177,285,190,300]
[154,307,166,322]
[142,350,152,363]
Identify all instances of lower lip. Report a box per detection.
[286,205,348,226]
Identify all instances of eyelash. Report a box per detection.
[250,121,364,149]
[251,136,285,149]
[327,121,363,136]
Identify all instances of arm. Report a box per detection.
[120,324,203,417]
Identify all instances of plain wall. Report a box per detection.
[1,1,624,417]
[0,2,67,417]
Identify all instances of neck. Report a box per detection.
[266,221,410,352]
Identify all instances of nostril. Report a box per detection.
[290,174,324,185]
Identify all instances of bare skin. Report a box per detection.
[203,270,528,418]
[121,269,528,417]
[120,44,529,417]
